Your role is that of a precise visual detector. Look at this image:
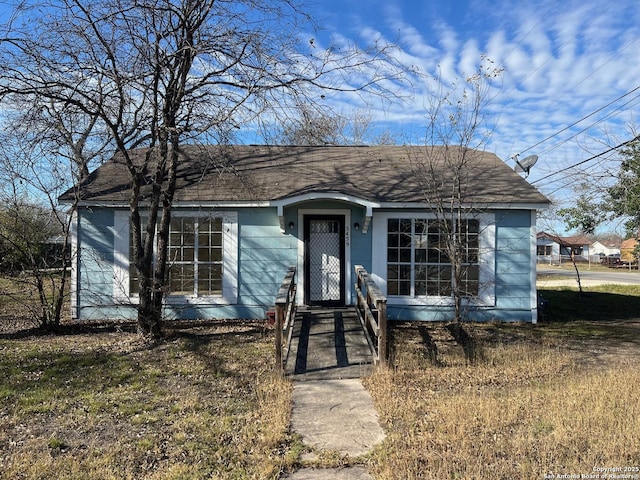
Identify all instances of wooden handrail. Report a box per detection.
[274,266,297,375]
[354,265,388,365]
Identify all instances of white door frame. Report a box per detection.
[296,208,352,307]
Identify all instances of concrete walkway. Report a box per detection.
[283,308,385,480]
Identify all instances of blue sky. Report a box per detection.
[1,0,637,233]
[303,0,640,233]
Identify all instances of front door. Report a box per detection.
[304,215,345,306]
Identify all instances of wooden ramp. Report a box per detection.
[284,308,375,380]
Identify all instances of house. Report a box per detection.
[60,145,550,323]
[620,238,639,264]
[536,232,591,263]
[591,239,621,257]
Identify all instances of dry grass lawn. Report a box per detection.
[2,284,640,479]
[364,312,640,479]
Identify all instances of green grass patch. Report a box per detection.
[539,284,640,322]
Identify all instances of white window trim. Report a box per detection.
[371,212,496,307]
[113,210,130,302]
[70,211,79,319]
[114,210,238,305]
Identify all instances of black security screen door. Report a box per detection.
[304,215,345,306]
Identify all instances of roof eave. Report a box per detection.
[376,201,550,210]
[70,198,550,211]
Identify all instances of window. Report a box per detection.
[122,212,237,301]
[386,218,479,297]
[129,223,142,295]
[537,245,552,256]
[168,216,223,296]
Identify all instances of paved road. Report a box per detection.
[537,266,640,285]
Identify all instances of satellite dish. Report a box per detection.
[513,154,538,176]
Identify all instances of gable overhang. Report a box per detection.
[271,193,379,233]
[67,200,274,209]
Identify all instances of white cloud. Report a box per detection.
[305,0,640,215]
[434,21,459,57]
[458,39,482,78]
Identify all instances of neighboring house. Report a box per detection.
[536,232,591,263]
[591,239,621,257]
[59,145,550,323]
[536,232,559,261]
[620,238,639,263]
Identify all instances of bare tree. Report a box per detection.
[0,198,66,328]
[0,0,407,337]
[410,59,504,328]
[272,103,398,146]
[277,103,348,145]
[0,89,109,329]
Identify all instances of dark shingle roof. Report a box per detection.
[63,145,549,207]
[537,232,591,246]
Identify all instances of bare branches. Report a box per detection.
[409,58,504,324]
[0,0,410,334]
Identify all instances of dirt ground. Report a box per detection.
[3,312,640,369]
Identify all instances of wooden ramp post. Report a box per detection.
[354,265,388,366]
[274,266,297,375]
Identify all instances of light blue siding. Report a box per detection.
[237,209,297,312]
[163,304,267,320]
[351,223,372,269]
[75,207,299,321]
[387,306,535,323]
[77,209,133,320]
[73,204,537,323]
[493,210,534,319]
[351,226,372,301]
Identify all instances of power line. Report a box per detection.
[519,84,640,157]
[530,134,640,186]
[499,3,639,159]
[537,92,640,157]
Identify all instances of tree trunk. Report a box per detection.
[132,138,180,338]
[137,287,163,338]
[569,252,585,295]
[131,202,162,338]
